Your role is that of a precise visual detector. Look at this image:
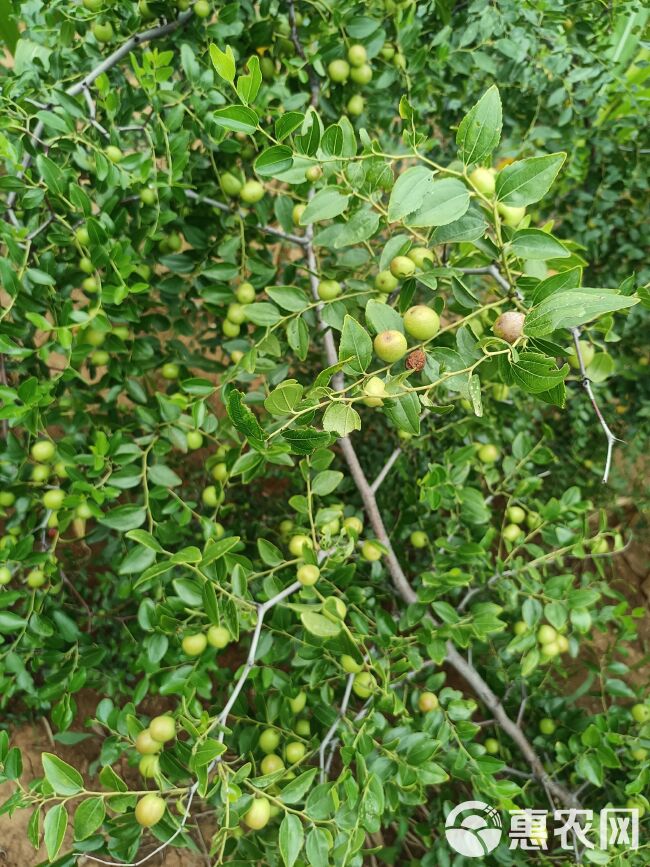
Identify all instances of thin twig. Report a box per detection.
[5,10,194,216]
[85,580,302,866]
[571,327,620,483]
[184,189,307,246]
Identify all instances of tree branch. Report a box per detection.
[184,189,307,246]
[571,327,619,483]
[85,581,303,866]
[5,10,194,218]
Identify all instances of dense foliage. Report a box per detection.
[0,1,648,865]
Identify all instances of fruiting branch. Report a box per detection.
[571,327,620,483]
[4,10,194,220]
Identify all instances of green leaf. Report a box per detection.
[200,536,241,568]
[226,390,265,447]
[36,154,66,197]
[42,753,84,795]
[456,85,502,165]
[387,166,434,223]
[300,188,350,224]
[338,315,372,374]
[281,768,318,805]
[283,428,331,455]
[510,229,570,260]
[213,105,259,134]
[496,153,566,206]
[267,286,310,312]
[245,301,284,326]
[275,112,305,141]
[265,381,304,416]
[511,352,569,394]
[305,826,332,867]
[73,797,105,840]
[384,392,421,435]
[364,300,404,334]
[237,55,262,104]
[43,804,67,861]
[99,505,146,532]
[576,754,603,787]
[405,179,470,227]
[0,0,19,54]
[279,812,304,867]
[255,146,293,177]
[524,289,638,337]
[431,207,488,244]
[193,739,227,768]
[147,464,182,487]
[209,44,236,82]
[311,470,344,496]
[125,530,164,553]
[322,403,362,437]
[300,611,341,638]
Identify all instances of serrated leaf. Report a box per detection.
[300,188,349,224]
[42,753,84,795]
[338,315,372,374]
[387,165,434,222]
[456,85,502,165]
[511,352,569,394]
[405,179,470,227]
[524,289,638,336]
[265,381,304,416]
[74,797,105,840]
[496,153,566,206]
[322,403,361,437]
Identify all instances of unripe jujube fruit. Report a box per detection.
[343,516,363,534]
[497,202,526,227]
[42,489,65,511]
[374,330,407,363]
[135,729,163,755]
[410,530,427,548]
[350,64,372,85]
[138,755,160,779]
[507,506,526,524]
[182,633,207,656]
[568,340,595,369]
[478,444,500,463]
[418,691,439,712]
[240,180,265,204]
[537,625,557,645]
[285,741,306,764]
[502,523,523,543]
[469,167,496,196]
[135,794,166,827]
[244,797,271,830]
[221,171,242,197]
[362,376,387,407]
[403,306,440,341]
[297,564,320,586]
[318,279,342,301]
[347,94,365,116]
[207,625,231,648]
[236,282,256,304]
[407,247,434,268]
[260,753,284,775]
[305,165,322,182]
[389,255,416,279]
[259,728,280,754]
[328,59,350,82]
[361,540,382,561]
[186,430,203,450]
[289,534,313,557]
[149,715,176,743]
[352,671,376,698]
[341,654,363,673]
[347,44,367,66]
[31,440,56,463]
[375,270,399,293]
[493,311,525,343]
[289,692,307,714]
